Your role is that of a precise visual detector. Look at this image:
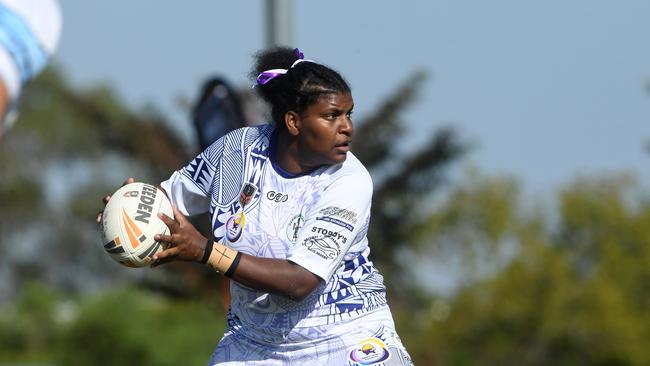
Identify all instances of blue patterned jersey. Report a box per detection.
[161,124,389,345]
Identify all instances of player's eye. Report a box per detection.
[324,112,339,121]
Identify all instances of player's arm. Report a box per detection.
[228,255,321,301]
[152,205,321,301]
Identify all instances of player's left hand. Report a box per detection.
[151,205,208,267]
[95,177,135,224]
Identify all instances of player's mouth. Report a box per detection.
[334,140,351,153]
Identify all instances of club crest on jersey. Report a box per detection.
[239,182,258,207]
[349,338,391,365]
[225,212,246,242]
[286,214,304,244]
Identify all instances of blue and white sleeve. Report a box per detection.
[160,141,222,217]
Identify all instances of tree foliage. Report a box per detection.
[0,67,211,302]
[404,172,650,365]
[352,70,467,284]
[0,283,225,366]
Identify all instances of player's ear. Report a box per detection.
[284,111,300,136]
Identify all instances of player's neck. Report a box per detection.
[273,131,304,175]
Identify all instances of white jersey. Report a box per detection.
[162,125,412,365]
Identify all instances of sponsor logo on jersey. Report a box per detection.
[286,214,304,243]
[266,190,289,203]
[225,212,246,242]
[302,235,341,259]
[349,338,391,365]
[319,206,358,224]
[311,226,348,244]
[316,216,354,232]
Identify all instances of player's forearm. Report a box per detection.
[203,240,321,301]
[229,255,321,301]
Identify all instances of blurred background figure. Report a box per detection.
[0,0,62,137]
[192,77,246,151]
[190,77,248,310]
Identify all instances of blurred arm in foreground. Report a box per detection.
[0,0,62,137]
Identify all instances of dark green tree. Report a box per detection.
[0,67,195,301]
[405,172,650,365]
[352,70,467,294]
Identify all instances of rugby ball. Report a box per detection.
[100,182,173,267]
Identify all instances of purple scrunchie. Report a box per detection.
[256,48,306,85]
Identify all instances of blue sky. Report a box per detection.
[56,1,650,193]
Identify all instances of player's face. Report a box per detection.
[295,92,354,168]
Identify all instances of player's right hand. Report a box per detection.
[151,205,207,266]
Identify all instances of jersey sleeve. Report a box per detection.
[160,140,221,217]
[287,169,373,281]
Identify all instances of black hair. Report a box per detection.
[250,47,351,127]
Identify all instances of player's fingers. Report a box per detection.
[102,195,111,204]
[158,213,178,231]
[96,211,103,223]
[122,177,135,186]
[154,233,173,244]
[171,205,187,224]
[150,256,173,268]
[152,246,179,261]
